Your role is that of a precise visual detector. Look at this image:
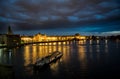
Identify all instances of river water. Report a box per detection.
[0,40,120,79]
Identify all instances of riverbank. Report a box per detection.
[0,44,24,49]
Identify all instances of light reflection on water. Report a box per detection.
[78,45,87,73]
[23,44,72,66]
[0,40,120,79]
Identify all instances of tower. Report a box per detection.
[7,25,13,35]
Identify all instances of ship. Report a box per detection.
[33,51,63,70]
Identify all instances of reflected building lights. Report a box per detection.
[0,49,2,56]
[45,46,49,55]
[89,45,92,53]
[79,41,84,44]
[48,46,52,53]
[78,46,86,60]
[105,44,108,53]
[116,39,119,48]
[32,45,37,64]
[38,46,43,58]
[96,46,100,61]
[105,39,108,53]
[33,45,37,53]
[83,40,86,44]
[24,45,30,66]
[57,45,61,51]
[97,40,99,45]
[78,46,87,70]
[0,49,3,63]
[89,45,93,60]
[90,40,92,45]
[8,51,12,63]
[53,46,57,52]
[62,45,70,63]
[96,45,100,53]
[0,48,13,65]
[105,39,108,44]
[41,46,47,57]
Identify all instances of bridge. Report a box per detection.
[0,38,108,48]
[21,38,85,46]
[0,38,86,48]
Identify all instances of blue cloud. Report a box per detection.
[105,9,120,17]
[39,16,48,21]
[67,16,79,22]
[98,1,119,8]
[53,0,70,3]
[94,15,105,20]
[50,16,61,21]
[0,16,22,23]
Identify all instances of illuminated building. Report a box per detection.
[0,26,21,47]
[23,33,86,42]
[0,26,86,44]
[21,35,33,43]
[33,33,47,42]
[0,26,86,43]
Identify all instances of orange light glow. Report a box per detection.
[24,46,30,66]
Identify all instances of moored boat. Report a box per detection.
[33,51,63,70]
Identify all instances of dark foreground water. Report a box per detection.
[0,40,120,79]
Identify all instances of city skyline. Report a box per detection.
[0,0,120,36]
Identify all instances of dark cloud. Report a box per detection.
[0,0,120,35]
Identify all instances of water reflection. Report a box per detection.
[0,48,12,65]
[105,39,108,44]
[0,40,120,79]
[0,39,117,67]
[78,46,87,71]
[50,61,59,73]
[22,43,72,67]
[90,40,92,45]
[96,45,100,53]
[97,40,99,45]
[61,45,70,63]
[105,44,108,53]
[24,46,30,66]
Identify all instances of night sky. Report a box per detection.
[0,0,120,35]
